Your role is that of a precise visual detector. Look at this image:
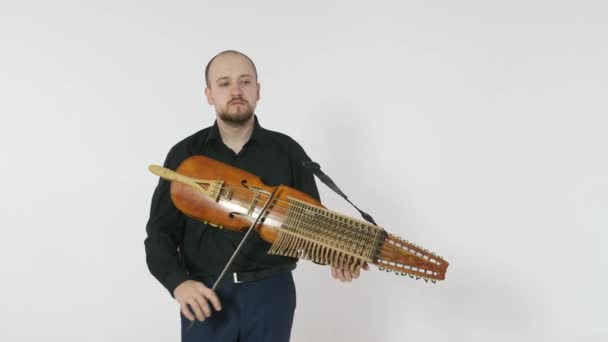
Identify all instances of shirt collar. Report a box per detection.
[205,114,267,146]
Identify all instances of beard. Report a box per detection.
[217,100,255,126]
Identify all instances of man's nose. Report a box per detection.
[230,84,244,96]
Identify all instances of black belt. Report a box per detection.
[232,263,297,283]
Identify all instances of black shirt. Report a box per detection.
[144,116,320,296]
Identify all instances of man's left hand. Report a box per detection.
[331,263,369,282]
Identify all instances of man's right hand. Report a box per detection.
[173,280,222,321]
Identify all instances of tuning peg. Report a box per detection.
[400,272,407,276]
[379,267,384,271]
[415,276,421,280]
[408,274,414,278]
[395,271,400,275]
[431,280,436,284]
[423,278,429,282]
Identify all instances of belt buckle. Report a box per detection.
[233,272,243,284]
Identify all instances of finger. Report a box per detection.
[352,268,360,279]
[331,267,338,279]
[334,268,342,281]
[362,262,370,271]
[343,270,353,282]
[193,295,211,319]
[336,268,346,282]
[195,283,222,311]
[188,299,206,321]
[201,288,222,312]
[181,303,195,321]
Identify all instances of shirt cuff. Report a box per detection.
[164,270,191,298]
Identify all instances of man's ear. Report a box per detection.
[204,87,214,105]
[256,82,261,101]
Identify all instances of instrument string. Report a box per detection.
[217,186,297,211]
[239,195,375,255]
[218,187,378,245]
[215,184,380,233]
[216,188,377,259]
[221,184,379,238]
[188,181,380,261]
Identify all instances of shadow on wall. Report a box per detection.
[440,261,536,339]
[299,102,536,340]
[298,252,536,341]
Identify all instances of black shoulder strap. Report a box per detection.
[266,132,377,225]
[301,161,377,225]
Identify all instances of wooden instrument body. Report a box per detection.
[170,155,323,243]
[151,155,449,282]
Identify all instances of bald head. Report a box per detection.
[205,50,258,87]
[203,50,261,126]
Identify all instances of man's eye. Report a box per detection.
[242,80,251,85]
[219,83,229,87]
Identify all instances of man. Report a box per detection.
[145,50,368,341]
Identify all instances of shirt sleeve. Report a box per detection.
[144,145,191,297]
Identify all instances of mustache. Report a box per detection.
[228,98,248,104]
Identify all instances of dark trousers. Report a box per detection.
[181,272,296,342]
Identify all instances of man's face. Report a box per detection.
[205,53,260,125]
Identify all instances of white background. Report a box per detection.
[1,1,607,341]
